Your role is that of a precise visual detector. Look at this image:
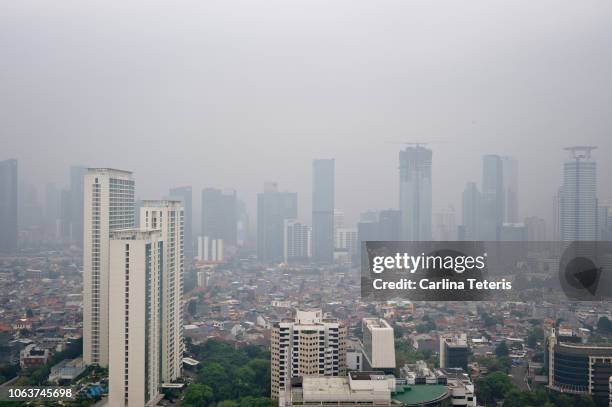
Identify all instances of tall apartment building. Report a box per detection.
[140,200,184,382]
[361,318,395,374]
[201,187,237,247]
[283,219,311,262]
[399,146,432,241]
[83,168,135,367]
[271,309,347,401]
[108,229,163,407]
[168,186,192,257]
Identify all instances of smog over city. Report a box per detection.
[1,1,612,406]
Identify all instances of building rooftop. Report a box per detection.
[392,385,448,406]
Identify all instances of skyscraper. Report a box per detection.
[69,165,87,246]
[502,156,519,223]
[108,229,163,407]
[44,183,61,238]
[481,155,504,241]
[560,146,598,242]
[168,186,193,258]
[140,200,184,382]
[399,146,432,241]
[83,168,135,367]
[271,309,347,401]
[201,187,237,247]
[257,182,297,263]
[312,159,335,263]
[461,182,481,241]
[440,334,470,371]
[378,209,401,241]
[0,159,18,251]
[283,219,311,262]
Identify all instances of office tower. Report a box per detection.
[357,220,379,263]
[598,201,611,240]
[361,318,395,374]
[201,188,237,247]
[378,209,401,241]
[560,146,598,242]
[500,223,527,241]
[334,227,358,262]
[433,206,457,241]
[312,159,335,263]
[18,181,43,232]
[399,146,432,241]
[271,309,347,401]
[439,334,470,371]
[59,188,72,241]
[546,329,612,404]
[168,186,193,257]
[236,199,249,248]
[461,182,481,241]
[525,216,546,241]
[140,200,184,382]
[334,210,345,231]
[0,159,18,251]
[44,183,61,238]
[69,165,87,246]
[196,236,224,262]
[257,182,297,263]
[502,156,519,223]
[481,155,504,241]
[283,219,311,262]
[83,168,135,367]
[108,229,163,407]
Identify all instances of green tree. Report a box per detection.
[183,384,213,407]
[495,341,509,358]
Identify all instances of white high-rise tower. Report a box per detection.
[560,146,598,242]
[140,200,185,382]
[108,229,163,407]
[83,168,135,367]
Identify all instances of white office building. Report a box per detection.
[361,318,395,373]
[108,229,164,407]
[83,168,135,367]
[140,200,184,382]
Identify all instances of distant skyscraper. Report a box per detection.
[168,186,193,257]
[433,206,457,241]
[44,183,61,238]
[201,188,237,246]
[140,200,184,382]
[399,146,432,241]
[257,182,297,263]
[481,155,504,241]
[83,168,135,367]
[461,182,481,241]
[0,159,18,251]
[378,209,401,241]
[502,156,519,223]
[312,159,335,263]
[525,216,547,242]
[69,165,87,246]
[108,229,163,407]
[560,146,598,242]
[283,219,311,262]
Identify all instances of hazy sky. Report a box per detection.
[2,0,611,230]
